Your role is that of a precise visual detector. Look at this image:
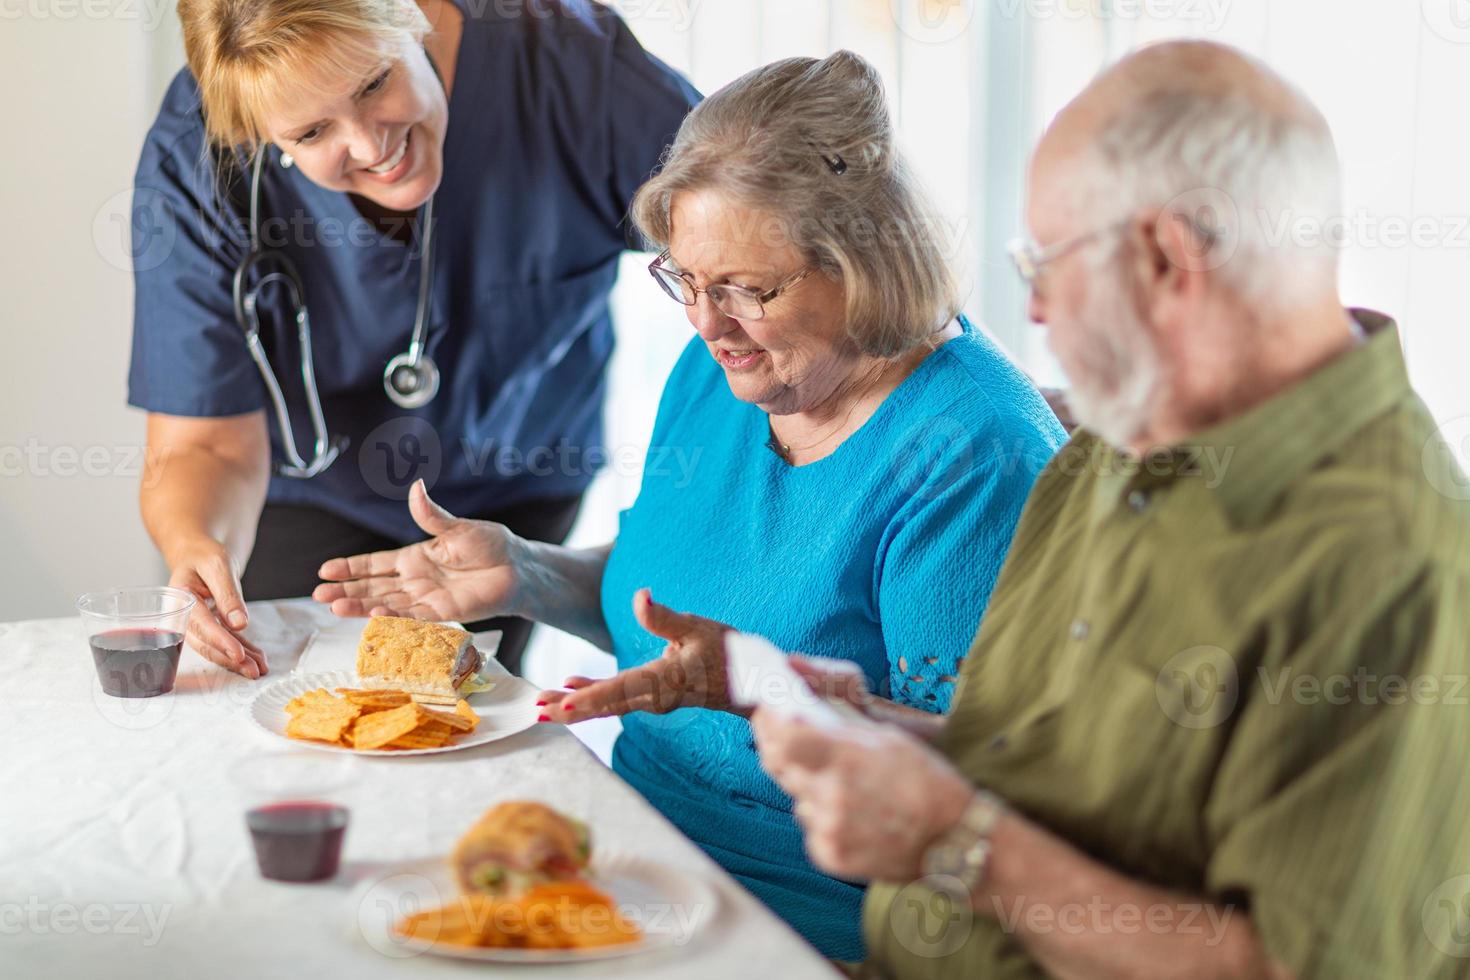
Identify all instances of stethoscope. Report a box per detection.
[231,147,442,479]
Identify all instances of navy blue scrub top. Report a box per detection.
[128,0,699,542]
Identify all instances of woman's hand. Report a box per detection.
[313,479,520,623]
[168,537,268,679]
[787,655,875,715]
[536,590,734,722]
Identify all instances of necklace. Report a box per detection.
[766,384,870,464]
[763,329,951,464]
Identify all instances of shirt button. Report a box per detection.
[989,733,1008,751]
[1127,489,1151,513]
[1070,619,1090,641]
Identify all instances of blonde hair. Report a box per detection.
[630,51,960,358]
[178,0,428,149]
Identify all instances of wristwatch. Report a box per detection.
[919,789,1006,897]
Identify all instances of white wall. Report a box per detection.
[0,4,173,620]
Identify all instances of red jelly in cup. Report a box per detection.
[76,588,195,698]
[89,629,185,698]
[247,801,349,882]
[235,753,358,884]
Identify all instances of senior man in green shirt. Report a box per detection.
[751,40,1470,980]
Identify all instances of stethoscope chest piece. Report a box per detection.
[384,351,441,409]
[233,148,447,475]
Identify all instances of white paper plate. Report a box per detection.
[353,852,718,963]
[248,669,539,756]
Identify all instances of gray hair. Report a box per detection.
[630,51,960,358]
[1076,49,1342,312]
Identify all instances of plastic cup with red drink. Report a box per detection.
[77,586,196,698]
[235,752,359,883]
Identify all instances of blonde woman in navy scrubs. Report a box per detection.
[128,0,698,677]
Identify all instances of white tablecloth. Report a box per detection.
[0,599,837,979]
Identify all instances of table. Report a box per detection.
[0,599,838,979]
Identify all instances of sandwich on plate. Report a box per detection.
[394,801,639,950]
[356,616,490,705]
[452,801,592,897]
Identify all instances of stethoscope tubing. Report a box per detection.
[231,147,438,477]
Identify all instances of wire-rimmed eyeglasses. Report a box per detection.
[648,250,811,320]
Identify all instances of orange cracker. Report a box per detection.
[424,707,475,733]
[454,700,480,731]
[385,732,454,750]
[385,720,454,749]
[337,688,413,709]
[351,702,430,750]
[285,688,341,715]
[406,691,460,706]
[285,702,359,743]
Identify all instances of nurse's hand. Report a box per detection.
[535,589,737,723]
[313,479,516,623]
[168,538,267,679]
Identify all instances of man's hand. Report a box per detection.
[752,709,975,882]
[786,655,875,713]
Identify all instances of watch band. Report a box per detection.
[920,789,1006,896]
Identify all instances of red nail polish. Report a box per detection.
[537,714,550,723]
[535,700,546,707]
[562,702,575,711]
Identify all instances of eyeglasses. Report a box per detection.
[1007,220,1131,287]
[1009,212,1226,287]
[648,250,811,321]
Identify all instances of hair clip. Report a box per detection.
[818,150,848,175]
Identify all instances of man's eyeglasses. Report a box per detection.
[1007,220,1131,287]
[648,250,811,320]
[1009,212,1226,286]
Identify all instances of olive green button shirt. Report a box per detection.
[864,312,1470,979]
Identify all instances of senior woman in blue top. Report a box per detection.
[315,52,1063,958]
[128,0,697,678]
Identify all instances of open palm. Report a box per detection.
[313,479,518,623]
[536,589,738,722]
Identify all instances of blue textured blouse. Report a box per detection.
[601,317,1063,959]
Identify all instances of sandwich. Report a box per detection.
[451,801,592,897]
[356,616,484,705]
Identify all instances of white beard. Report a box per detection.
[1054,275,1163,450]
